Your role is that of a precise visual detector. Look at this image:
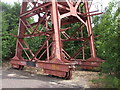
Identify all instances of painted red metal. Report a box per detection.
[11,0,104,79]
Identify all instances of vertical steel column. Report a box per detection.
[46,13,49,61]
[81,30,85,60]
[51,0,62,60]
[15,1,27,59]
[84,0,96,58]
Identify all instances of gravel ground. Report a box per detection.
[2,61,100,88]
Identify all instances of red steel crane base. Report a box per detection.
[11,0,104,79]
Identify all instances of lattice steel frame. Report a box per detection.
[11,0,104,79]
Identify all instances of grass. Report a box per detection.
[91,74,120,89]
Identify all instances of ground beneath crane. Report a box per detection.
[2,61,103,88]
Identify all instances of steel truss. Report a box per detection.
[11,0,104,79]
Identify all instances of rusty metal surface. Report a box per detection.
[11,0,104,79]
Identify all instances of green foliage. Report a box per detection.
[104,76,120,88]
[91,75,120,89]
[93,1,120,88]
[1,2,20,59]
[1,2,44,59]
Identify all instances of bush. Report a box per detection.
[1,2,20,59]
[93,1,120,89]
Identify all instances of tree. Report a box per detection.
[93,1,120,88]
[1,2,43,59]
[1,2,20,59]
